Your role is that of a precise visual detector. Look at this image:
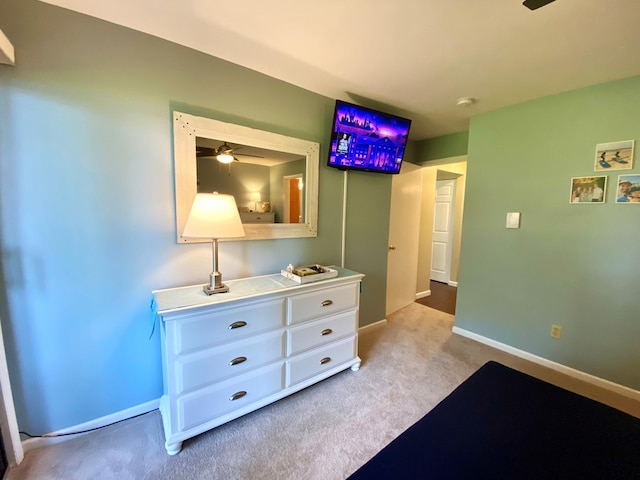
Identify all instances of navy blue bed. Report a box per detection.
[348,361,640,479]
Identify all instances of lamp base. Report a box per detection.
[204,259,229,295]
[203,283,229,295]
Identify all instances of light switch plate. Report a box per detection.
[506,212,521,229]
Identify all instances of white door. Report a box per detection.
[386,162,423,316]
[430,179,456,283]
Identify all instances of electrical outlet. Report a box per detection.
[550,324,562,339]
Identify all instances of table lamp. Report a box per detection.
[182,192,245,294]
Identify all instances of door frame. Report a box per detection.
[390,156,467,305]
[283,174,303,223]
[0,319,24,467]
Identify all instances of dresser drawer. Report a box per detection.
[288,283,359,325]
[286,336,357,386]
[177,330,285,394]
[240,212,275,223]
[178,363,284,432]
[171,299,285,354]
[287,311,357,356]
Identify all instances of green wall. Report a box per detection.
[418,130,469,162]
[457,76,640,390]
[0,0,390,434]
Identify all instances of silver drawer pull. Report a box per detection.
[320,357,331,365]
[321,300,333,307]
[228,321,247,330]
[321,328,333,336]
[229,356,247,366]
[229,391,247,401]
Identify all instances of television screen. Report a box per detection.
[327,100,412,174]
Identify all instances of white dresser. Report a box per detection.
[151,267,364,455]
[239,212,276,223]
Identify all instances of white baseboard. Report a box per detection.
[20,322,389,453]
[21,398,160,452]
[447,281,458,287]
[415,290,431,300]
[452,326,640,401]
[32,322,635,454]
[359,318,387,333]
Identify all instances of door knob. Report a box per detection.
[388,245,396,251]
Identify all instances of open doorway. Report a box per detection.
[283,174,303,223]
[414,157,467,315]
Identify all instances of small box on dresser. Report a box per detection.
[151,267,364,455]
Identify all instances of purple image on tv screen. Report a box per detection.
[328,100,411,174]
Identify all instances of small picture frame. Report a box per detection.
[594,140,634,171]
[615,174,640,204]
[570,176,607,204]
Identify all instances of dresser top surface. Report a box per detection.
[152,266,363,314]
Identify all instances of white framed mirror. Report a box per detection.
[173,111,319,243]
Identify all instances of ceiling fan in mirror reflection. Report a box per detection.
[196,141,265,164]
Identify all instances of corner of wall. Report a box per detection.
[0,28,15,65]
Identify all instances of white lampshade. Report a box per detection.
[182,193,245,239]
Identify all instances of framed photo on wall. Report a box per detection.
[615,174,640,203]
[570,176,607,204]
[594,140,634,171]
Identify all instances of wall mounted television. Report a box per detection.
[327,100,412,174]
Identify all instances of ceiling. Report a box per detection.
[39,0,640,140]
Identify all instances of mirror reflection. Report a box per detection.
[195,138,306,224]
[173,111,319,243]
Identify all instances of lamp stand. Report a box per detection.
[203,239,229,295]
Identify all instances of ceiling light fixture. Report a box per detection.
[216,153,235,164]
[215,142,236,164]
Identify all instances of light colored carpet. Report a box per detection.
[7,303,639,479]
